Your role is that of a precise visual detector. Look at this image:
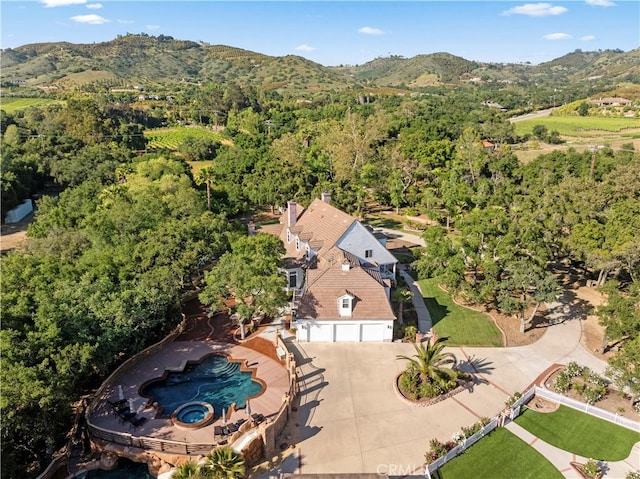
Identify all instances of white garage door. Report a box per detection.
[334,323,360,342]
[361,323,385,342]
[308,323,333,342]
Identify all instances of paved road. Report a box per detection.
[509,107,555,123]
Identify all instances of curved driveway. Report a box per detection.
[279,285,611,475]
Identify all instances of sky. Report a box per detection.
[1,0,639,66]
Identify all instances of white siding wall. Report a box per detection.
[335,222,397,271]
[295,319,394,342]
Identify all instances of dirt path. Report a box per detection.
[0,213,34,254]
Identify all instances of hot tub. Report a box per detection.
[171,402,214,429]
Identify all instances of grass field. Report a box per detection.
[145,126,227,151]
[513,115,640,138]
[438,428,563,479]
[417,278,503,347]
[1,97,64,113]
[515,406,640,460]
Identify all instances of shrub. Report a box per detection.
[574,382,585,394]
[585,371,608,388]
[565,361,584,377]
[461,422,482,439]
[505,391,522,407]
[419,381,441,399]
[451,431,464,445]
[626,471,640,479]
[582,459,602,479]
[554,371,572,393]
[583,385,606,405]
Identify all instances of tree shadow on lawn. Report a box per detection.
[423,296,450,327]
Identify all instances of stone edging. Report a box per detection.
[393,373,474,407]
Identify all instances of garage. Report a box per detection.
[361,323,386,342]
[334,323,360,342]
[307,323,333,342]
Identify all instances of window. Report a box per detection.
[341,298,350,309]
[365,249,373,258]
[295,237,300,250]
[286,229,291,243]
[288,271,297,288]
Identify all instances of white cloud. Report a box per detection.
[502,3,568,16]
[146,24,160,30]
[295,44,317,52]
[586,0,615,6]
[70,14,109,24]
[41,0,86,7]
[358,26,385,35]
[544,32,572,40]
[86,3,103,9]
[581,34,597,41]
[117,19,134,24]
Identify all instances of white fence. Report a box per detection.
[425,385,640,478]
[533,386,640,433]
[426,417,499,478]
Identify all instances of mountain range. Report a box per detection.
[2,33,639,92]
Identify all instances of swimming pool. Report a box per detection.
[140,354,263,419]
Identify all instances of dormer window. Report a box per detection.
[306,244,311,260]
[365,249,373,258]
[338,293,354,317]
[286,229,291,243]
[295,237,300,251]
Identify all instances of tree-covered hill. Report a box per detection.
[0,33,362,93]
[2,33,638,93]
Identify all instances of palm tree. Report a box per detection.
[396,337,459,388]
[195,166,216,211]
[203,447,245,479]
[172,460,203,479]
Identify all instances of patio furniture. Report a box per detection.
[214,425,226,437]
[251,413,265,424]
[129,416,147,429]
[226,422,238,433]
[108,398,127,408]
[118,411,136,424]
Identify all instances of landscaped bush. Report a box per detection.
[626,471,640,479]
[566,361,585,377]
[581,459,602,479]
[396,337,468,401]
[554,371,572,392]
[552,363,610,405]
[583,386,606,405]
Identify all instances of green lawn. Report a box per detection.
[1,97,64,113]
[513,115,640,138]
[418,278,503,347]
[515,406,640,461]
[438,428,563,479]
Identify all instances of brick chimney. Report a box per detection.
[287,201,297,227]
[321,192,331,204]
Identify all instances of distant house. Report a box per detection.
[481,101,506,111]
[273,194,398,342]
[482,140,496,152]
[589,97,632,107]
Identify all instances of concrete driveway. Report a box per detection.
[279,306,606,474]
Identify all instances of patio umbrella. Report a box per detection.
[221,407,227,425]
[118,385,124,401]
[246,400,251,418]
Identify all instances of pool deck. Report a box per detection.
[88,340,289,445]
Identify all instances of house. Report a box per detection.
[277,193,398,342]
[588,97,632,107]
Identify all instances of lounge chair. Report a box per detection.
[119,411,136,424]
[108,399,127,408]
[226,422,238,433]
[129,416,147,429]
[214,425,225,436]
[251,413,265,424]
